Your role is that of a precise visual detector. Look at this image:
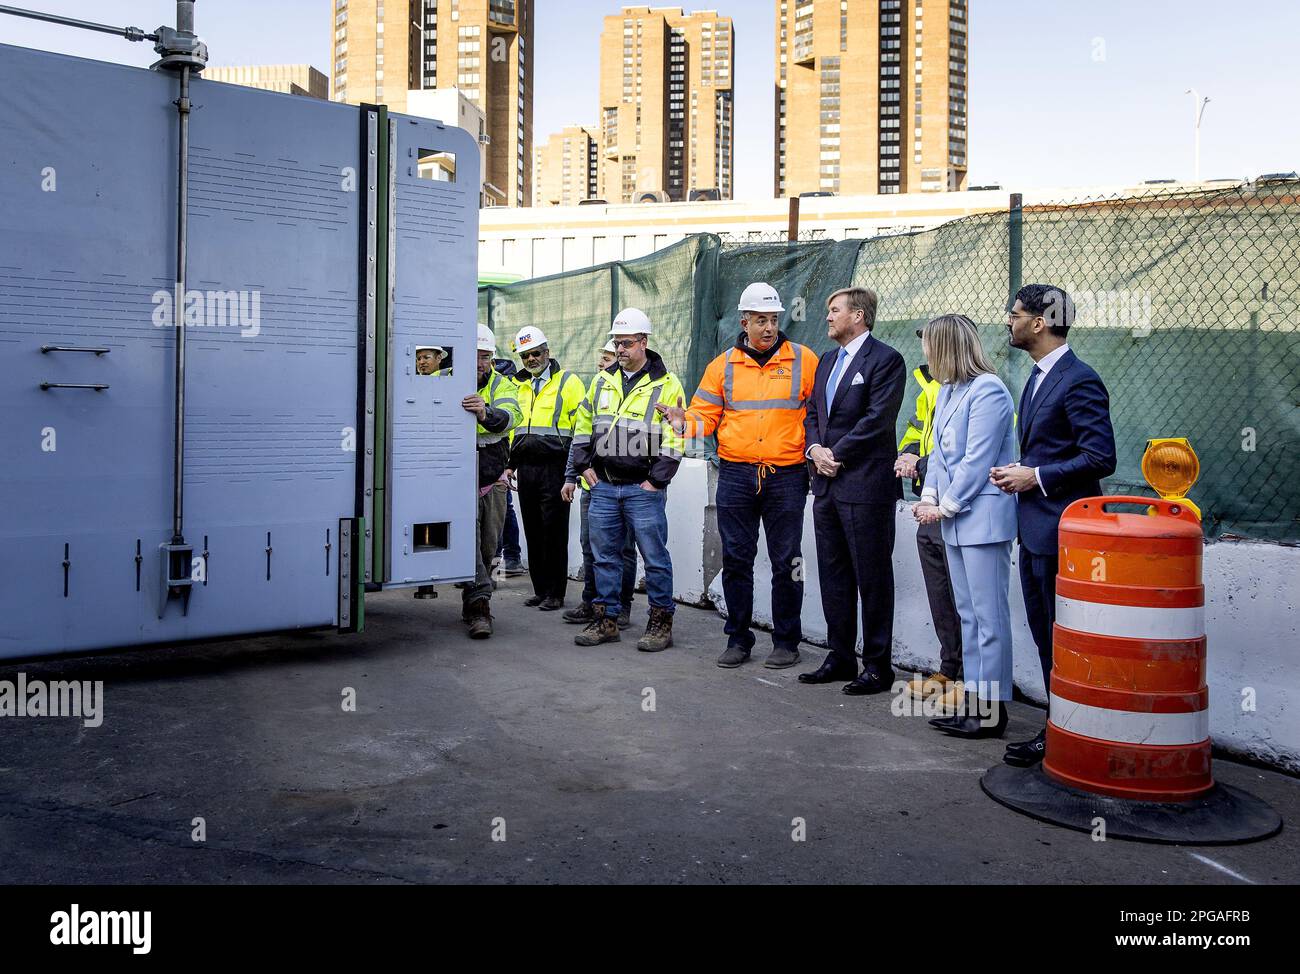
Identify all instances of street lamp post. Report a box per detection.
[1184,88,1210,182]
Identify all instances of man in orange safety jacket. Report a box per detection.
[658,281,818,670]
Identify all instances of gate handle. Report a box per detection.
[40,382,109,391]
[41,345,110,355]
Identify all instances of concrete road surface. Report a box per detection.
[0,578,1295,884]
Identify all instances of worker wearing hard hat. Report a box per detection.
[460,324,522,638]
[561,339,640,630]
[657,282,818,669]
[569,308,687,652]
[416,345,450,376]
[506,325,587,611]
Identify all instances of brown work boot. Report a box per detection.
[465,599,493,640]
[574,603,620,646]
[636,606,674,653]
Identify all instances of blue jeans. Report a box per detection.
[715,460,808,652]
[580,487,637,609]
[589,481,674,613]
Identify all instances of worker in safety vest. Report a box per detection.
[893,326,964,708]
[505,325,587,611]
[460,324,522,638]
[568,308,686,652]
[561,340,640,630]
[416,345,450,377]
[657,282,818,669]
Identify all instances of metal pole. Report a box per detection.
[0,4,156,41]
[1008,192,1023,309]
[171,63,191,544]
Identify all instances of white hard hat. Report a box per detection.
[514,325,548,353]
[609,307,652,336]
[416,345,447,355]
[476,324,496,352]
[602,340,616,354]
[738,281,784,314]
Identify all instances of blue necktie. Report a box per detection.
[825,347,849,413]
[1021,365,1042,411]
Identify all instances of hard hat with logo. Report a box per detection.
[476,324,496,352]
[609,307,652,336]
[514,325,549,354]
[737,282,784,314]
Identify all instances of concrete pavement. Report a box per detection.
[0,578,1295,884]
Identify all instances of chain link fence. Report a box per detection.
[481,182,1300,542]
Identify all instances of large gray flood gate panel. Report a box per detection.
[0,44,367,657]
[385,114,478,586]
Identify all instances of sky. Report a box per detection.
[3,0,1297,200]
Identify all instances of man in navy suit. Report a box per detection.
[990,284,1116,766]
[798,287,907,694]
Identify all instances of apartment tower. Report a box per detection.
[330,0,534,206]
[775,0,968,196]
[534,126,603,207]
[599,7,734,203]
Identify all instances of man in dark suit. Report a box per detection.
[798,287,907,695]
[991,283,1116,766]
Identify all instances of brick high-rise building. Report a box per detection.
[330,0,534,207]
[599,7,734,203]
[775,0,968,197]
[205,65,329,99]
[534,126,603,207]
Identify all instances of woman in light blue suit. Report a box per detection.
[912,315,1017,738]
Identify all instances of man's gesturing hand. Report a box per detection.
[654,396,687,433]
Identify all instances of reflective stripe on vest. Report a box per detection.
[478,371,515,446]
[721,347,805,411]
[521,369,579,438]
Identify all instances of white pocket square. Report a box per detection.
[850,373,864,386]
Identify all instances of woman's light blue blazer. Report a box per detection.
[921,372,1018,546]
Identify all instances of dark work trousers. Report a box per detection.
[1018,544,1059,693]
[579,487,637,611]
[497,489,522,562]
[812,496,896,677]
[715,460,809,653]
[915,518,963,679]
[516,457,570,601]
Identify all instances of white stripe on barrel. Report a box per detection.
[1048,692,1209,746]
[1056,596,1204,641]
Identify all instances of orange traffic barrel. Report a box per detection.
[1047,496,1209,801]
[981,496,1282,845]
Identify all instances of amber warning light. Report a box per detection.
[1141,437,1201,518]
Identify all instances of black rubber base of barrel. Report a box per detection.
[981,763,1283,845]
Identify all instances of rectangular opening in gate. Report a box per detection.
[415,345,453,376]
[413,522,450,551]
[417,148,456,183]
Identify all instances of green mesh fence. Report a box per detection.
[482,182,1300,542]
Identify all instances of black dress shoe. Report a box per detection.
[939,702,1009,739]
[928,714,965,730]
[523,595,544,607]
[1004,728,1047,766]
[797,659,858,685]
[538,597,564,611]
[842,674,892,696]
